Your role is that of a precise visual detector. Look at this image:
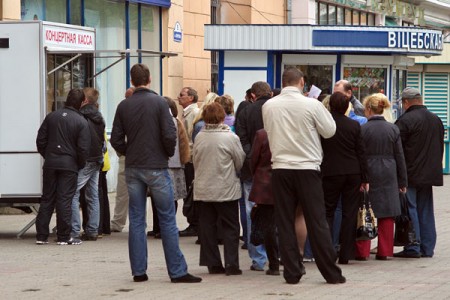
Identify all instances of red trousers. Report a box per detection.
[355,217,395,257]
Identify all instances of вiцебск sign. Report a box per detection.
[312,27,443,53]
[388,31,442,50]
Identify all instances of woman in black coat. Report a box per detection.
[357,93,407,260]
[321,92,369,265]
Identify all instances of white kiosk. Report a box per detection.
[0,21,96,237]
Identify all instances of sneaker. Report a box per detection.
[393,251,421,258]
[57,237,82,245]
[170,273,202,283]
[36,240,48,245]
[303,257,315,263]
[250,265,264,271]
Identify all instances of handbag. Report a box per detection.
[356,190,378,241]
[182,182,197,221]
[250,205,265,246]
[394,192,417,246]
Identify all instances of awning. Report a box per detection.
[45,48,177,80]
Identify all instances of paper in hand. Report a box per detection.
[308,85,322,99]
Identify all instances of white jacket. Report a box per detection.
[262,86,336,170]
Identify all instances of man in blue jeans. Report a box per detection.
[71,88,105,242]
[394,87,444,258]
[111,63,201,283]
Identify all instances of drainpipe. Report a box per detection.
[286,0,292,24]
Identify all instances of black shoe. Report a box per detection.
[133,274,148,282]
[355,256,368,261]
[195,239,200,245]
[338,258,349,265]
[250,265,264,271]
[171,273,202,283]
[147,230,156,237]
[393,251,421,258]
[265,269,280,276]
[241,244,248,250]
[285,277,300,284]
[81,234,98,241]
[225,266,242,276]
[375,255,388,260]
[154,233,162,239]
[179,226,198,237]
[208,266,226,274]
[327,276,346,284]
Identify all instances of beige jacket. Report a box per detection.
[262,86,336,170]
[182,103,199,146]
[193,124,245,202]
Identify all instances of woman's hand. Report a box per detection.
[360,183,369,192]
[399,187,407,194]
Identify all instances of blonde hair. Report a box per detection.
[363,93,391,115]
[193,92,218,124]
[321,95,331,111]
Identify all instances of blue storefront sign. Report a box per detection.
[128,0,171,8]
[313,29,443,50]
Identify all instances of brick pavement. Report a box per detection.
[1,176,449,299]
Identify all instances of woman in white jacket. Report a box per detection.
[193,102,245,276]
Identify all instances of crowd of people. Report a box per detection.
[34,63,444,285]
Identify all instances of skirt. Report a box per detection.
[168,168,187,200]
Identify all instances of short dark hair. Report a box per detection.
[271,88,281,97]
[164,96,178,118]
[251,81,272,99]
[65,88,85,110]
[245,89,252,100]
[130,63,150,87]
[202,102,225,124]
[83,87,99,105]
[184,87,198,103]
[282,67,303,87]
[330,92,350,114]
[335,80,352,93]
[215,95,234,115]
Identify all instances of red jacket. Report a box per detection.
[249,129,274,205]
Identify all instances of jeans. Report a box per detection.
[126,168,188,278]
[71,162,101,237]
[239,183,248,246]
[404,186,436,257]
[243,180,267,270]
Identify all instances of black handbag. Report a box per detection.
[182,182,197,221]
[356,190,378,241]
[394,193,417,246]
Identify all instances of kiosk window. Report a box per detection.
[285,65,333,97]
[343,67,386,102]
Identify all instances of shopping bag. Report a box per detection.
[356,190,378,241]
[394,192,417,246]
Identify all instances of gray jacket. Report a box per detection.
[193,124,245,202]
[361,116,407,218]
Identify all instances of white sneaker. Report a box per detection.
[36,240,49,245]
[57,237,82,245]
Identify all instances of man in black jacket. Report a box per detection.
[394,87,444,258]
[111,63,201,283]
[70,87,105,242]
[35,88,90,245]
[235,81,271,272]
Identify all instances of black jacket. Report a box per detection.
[80,104,105,163]
[395,105,444,187]
[111,87,176,169]
[36,106,90,172]
[235,96,271,181]
[321,112,368,182]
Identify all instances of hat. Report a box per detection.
[400,87,422,100]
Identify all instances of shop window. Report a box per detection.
[337,7,344,25]
[352,10,360,25]
[344,9,352,25]
[129,3,139,68]
[319,3,327,25]
[70,0,82,25]
[45,0,66,23]
[141,5,161,95]
[360,13,367,26]
[343,67,386,102]
[21,0,44,20]
[368,14,375,26]
[285,65,334,97]
[85,0,126,131]
[328,5,336,25]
